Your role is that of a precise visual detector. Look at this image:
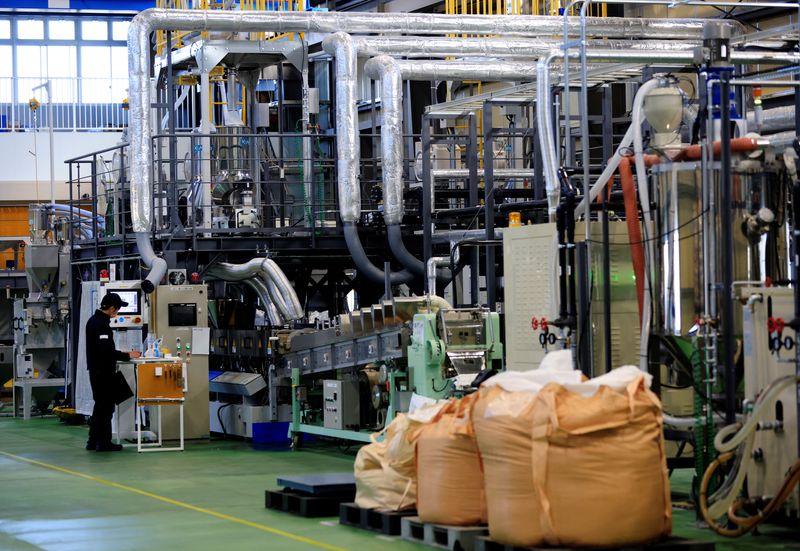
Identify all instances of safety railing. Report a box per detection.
[66,130,424,247]
[0,76,128,132]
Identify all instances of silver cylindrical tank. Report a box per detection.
[653,160,785,336]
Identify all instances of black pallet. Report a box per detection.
[339,502,417,536]
[474,536,715,551]
[265,488,355,518]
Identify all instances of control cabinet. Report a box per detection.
[153,285,209,440]
[323,380,360,430]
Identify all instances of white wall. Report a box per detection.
[0,131,124,202]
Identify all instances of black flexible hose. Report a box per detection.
[386,224,451,281]
[343,222,415,285]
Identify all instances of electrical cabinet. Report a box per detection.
[153,285,209,440]
[323,380,360,430]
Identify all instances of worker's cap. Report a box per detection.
[100,292,128,309]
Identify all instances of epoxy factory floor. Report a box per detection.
[0,417,797,551]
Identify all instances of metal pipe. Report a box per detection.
[747,105,797,134]
[432,168,536,178]
[353,36,698,59]
[135,232,168,294]
[206,258,303,320]
[719,71,737,425]
[128,9,723,288]
[537,50,563,215]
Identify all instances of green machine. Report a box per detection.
[408,308,504,398]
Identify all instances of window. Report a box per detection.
[81,20,108,41]
[17,20,44,40]
[81,46,112,102]
[49,20,75,40]
[0,46,12,103]
[112,21,130,42]
[47,46,78,103]
[0,20,10,40]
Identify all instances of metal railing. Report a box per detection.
[0,76,129,132]
[65,130,428,248]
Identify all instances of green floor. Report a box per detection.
[0,417,797,551]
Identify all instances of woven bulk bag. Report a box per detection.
[472,385,539,545]
[530,372,672,547]
[471,356,583,546]
[354,413,418,511]
[410,394,486,526]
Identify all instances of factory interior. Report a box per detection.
[1,0,800,549]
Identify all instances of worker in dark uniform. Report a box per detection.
[85,292,141,451]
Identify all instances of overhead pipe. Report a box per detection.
[128,9,725,290]
[322,33,414,285]
[353,36,699,59]
[365,54,540,276]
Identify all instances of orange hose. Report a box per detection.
[618,154,660,324]
[674,138,761,161]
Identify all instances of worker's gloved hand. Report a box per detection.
[129,351,142,359]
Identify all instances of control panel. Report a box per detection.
[102,283,146,329]
[323,380,360,430]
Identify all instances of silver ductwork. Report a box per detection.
[322,33,361,224]
[354,36,698,59]
[363,56,404,227]
[206,258,303,321]
[748,105,797,134]
[128,9,727,289]
[537,51,562,215]
[393,59,538,82]
[243,278,283,326]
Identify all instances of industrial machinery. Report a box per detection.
[284,298,502,443]
[12,205,71,418]
[53,2,798,535]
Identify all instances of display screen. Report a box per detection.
[105,289,141,315]
[168,303,197,326]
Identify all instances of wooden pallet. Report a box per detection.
[401,516,489,551]
[339,502,417,536]
[264,488,354,518]
[473,536,715,551]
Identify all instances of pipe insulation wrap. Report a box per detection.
[364,55,404,226]
[393,60,538,82]
[128,9,730,230]
[206,258,303,320]
[537,51,562,214]
[353,36,699,59]
[135,232,168,294]
[322,33,361,223]
[127,9,729,287]
[242,278,284,326]
[748,105,797,134]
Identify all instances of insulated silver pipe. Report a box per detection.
[748,105,797,134]
[354,36,698,59]
[128,9,722,288]
[206,258,303,320]
[321,33,361,224]
[394,59,538,82]
[432,169,536,179]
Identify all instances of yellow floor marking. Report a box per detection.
[0,450,347,551]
